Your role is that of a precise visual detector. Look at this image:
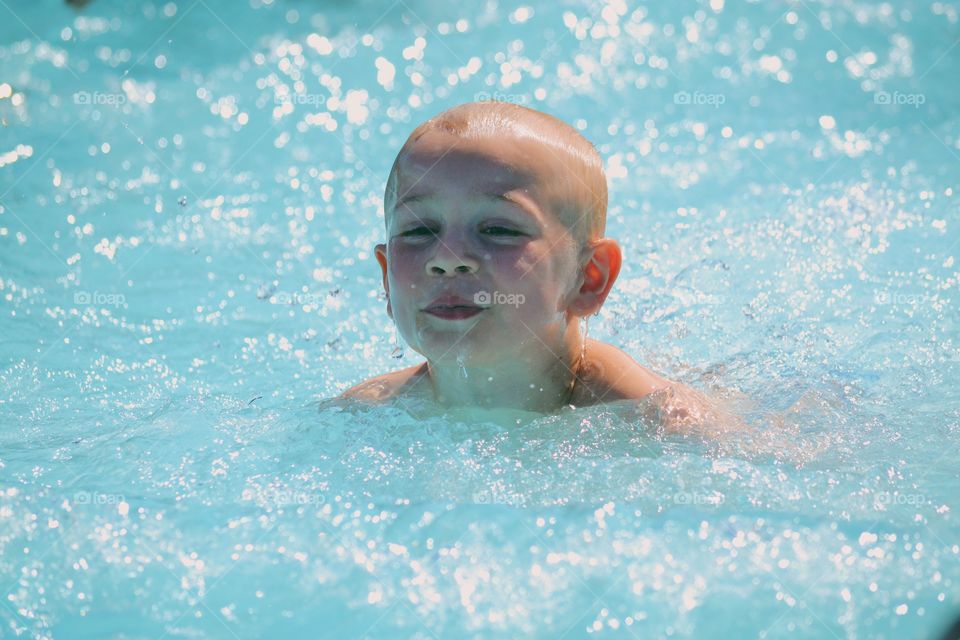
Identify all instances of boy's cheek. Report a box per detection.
[385,245,421,278]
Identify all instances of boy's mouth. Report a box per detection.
[423,295,486,320]
[423,305,485,320]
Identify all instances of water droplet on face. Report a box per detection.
[457,352,468,379]
[391,346,404,359]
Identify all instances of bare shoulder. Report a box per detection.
[575,340,746,435]
[574,339,671,405]
[338,362,429,404]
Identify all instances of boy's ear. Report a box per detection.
[567,238,622,317]
[374,243,392,320]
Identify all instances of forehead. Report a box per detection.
[391,129,567,204]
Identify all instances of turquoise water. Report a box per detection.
[1,0,959,637]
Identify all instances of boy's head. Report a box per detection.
[384,101,608,247]
[374,101,621,367]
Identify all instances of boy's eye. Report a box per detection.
[399,226,523,238]
[483,226,523,237]
[400,227,437,237]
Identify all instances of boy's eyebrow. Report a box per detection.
[394,191,540,219]
[393,192,433,211]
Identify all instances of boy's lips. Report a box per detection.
[422,294,487,320]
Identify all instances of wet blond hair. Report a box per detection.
[384,101,608,247]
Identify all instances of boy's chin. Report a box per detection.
[414,337,505,366]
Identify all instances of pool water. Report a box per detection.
[1,0,959,637]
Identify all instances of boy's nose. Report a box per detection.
[425,240,480,276]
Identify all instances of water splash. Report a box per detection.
[1,1,956,637]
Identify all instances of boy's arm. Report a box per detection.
[587,343,746,435]
[337,375,394,403]
[643,380,750,436]
[336,363,426,403]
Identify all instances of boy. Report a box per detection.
[339,101,714,429]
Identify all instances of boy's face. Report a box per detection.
[375,128,592,367]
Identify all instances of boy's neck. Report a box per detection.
[422,330,585,413]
